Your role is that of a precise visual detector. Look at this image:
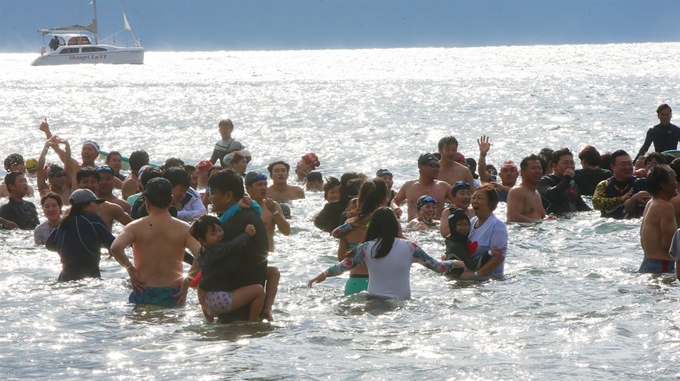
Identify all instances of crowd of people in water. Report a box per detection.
[3,103,680,323]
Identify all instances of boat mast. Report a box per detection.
[92,0,99,44]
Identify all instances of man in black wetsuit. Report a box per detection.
[207,169,270,322]
[0,172,39,230]
[538,148,591,215]
[634,103,680,162]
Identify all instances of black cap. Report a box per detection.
[418,153,438,166]
[143,177,172,198]
[416,195,437,210]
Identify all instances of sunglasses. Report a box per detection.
[50,172,66,178]
[96,166,113,174]
[419,196,438,205]
[427,163,440,169]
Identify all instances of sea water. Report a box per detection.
[2,43,680,379]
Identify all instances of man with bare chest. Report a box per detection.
[391,153,453,221]
[507,154,547,222]
[640,165,677,273]
[267,161,305,203]
[437,136,475,193]
[245,171,290,251]
[110,177,201,307]
[76,167,132,230]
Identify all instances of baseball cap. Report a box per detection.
[416,195,438,210]
[143,177,172,198]
[418,153,438,166]
[245,171,267,186]
[376,169,393,178]
[69,189,105,205]
[453,152,465,163]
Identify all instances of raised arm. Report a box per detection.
[477,135,491,183]
[439,207,451,238]
[37,140,52,195]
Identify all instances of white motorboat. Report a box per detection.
[31,0,144,66]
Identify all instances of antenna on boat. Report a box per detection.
[91,0,99,44]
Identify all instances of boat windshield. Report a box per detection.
[67,36,92,46]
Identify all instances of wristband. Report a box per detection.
[273,210,280,216]
[474,271,479,277]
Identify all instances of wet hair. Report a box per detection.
[345,178,364,199]
[599,151,612,170]
[356,178,388,219]
[207,165,223,178]
[671,158,680,182]
[59,201,89,230]
[106,151,122,161]
[610,150,631,167]
[140,167,163,189]
[339,172,361,201]
[465,158,478,178]
[306,171,322,183]
[184,165,197,174]
[4,171,23,190]
[475,184,500,212]
[578,145,601,167]
[128,150,149,173]
[230,151,246,166]
[145,187,173,209]
[646,164,672,196]
[657,103,672,114]
[208,169,244,200]
[323,176,341,199]
[551,148,573,166]
[644,152,666,166]
[363,207,399,259]
[662,153,677,166]
[520,154,542,171]
[4,153,24,172]
[41,192,63,208]
[76,166,100,183]
[438,136,459,151]
[163,167,190,188]
[267,160,290,175]
[190,214,221,241]
[164,157,185,169]
[219,119,234,129]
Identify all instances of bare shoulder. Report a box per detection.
[436,179,452,189]
[401,179,417,190]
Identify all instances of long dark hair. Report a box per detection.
[363,207,399,259]
[356,178,388,219]
[58,202,90,230]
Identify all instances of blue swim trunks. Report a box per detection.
[638,258,675,274]
[129,287,181,307]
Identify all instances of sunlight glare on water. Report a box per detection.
[2,43,680,379]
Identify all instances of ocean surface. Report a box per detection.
[2,43,680,380]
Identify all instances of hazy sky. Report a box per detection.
[1,0,678,52]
